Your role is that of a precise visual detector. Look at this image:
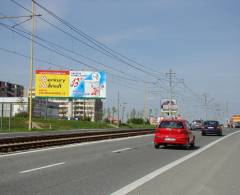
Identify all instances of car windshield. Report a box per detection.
[193,120,202,123]
[204,121,219,126]
[159,121,184,129]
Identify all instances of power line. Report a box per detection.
[32,0,161,76]
[10,0,165,79]
[0,11,152,84]
[0,47,66,69]
[0,46,147,94]
[0,23,148,86]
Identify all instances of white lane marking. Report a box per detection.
[110,130,240,195]
[20,162,65,174]
[112,148,132,153]
[0,134,153,158]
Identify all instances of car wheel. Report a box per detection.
[154,144,160,149]
[202,132,206,136]
[183,144,190,150]
[190,142,195,148]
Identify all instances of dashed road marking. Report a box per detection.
[110,130,240,195]
[112,148,132,153]
[20,162,65,174]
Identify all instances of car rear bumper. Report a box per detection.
[191,125,203,129]
[154,135,189,145]
[202,129,221,135]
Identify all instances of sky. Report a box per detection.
[0,0,239,122]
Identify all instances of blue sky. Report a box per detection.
[0,0,239,121]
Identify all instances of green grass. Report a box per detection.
[0,117,113,132]
[0,117,155,133]
[0,117,28,132]
[119,123,155,129]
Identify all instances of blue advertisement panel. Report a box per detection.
[69,71,106,98]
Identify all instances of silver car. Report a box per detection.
[191,120,204,130]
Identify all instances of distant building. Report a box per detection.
[0,97,28,117]
[33,98,59,119]
[48,98,103,121]
[0,81,24,97]
[28,89,103,121]
[0,97,59,118]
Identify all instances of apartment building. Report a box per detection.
[49,98,103,121]
[0,81,24,97]
[28,89,103,121]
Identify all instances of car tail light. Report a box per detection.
[179,129,187,134]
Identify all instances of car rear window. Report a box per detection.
[193,120,202,123]
[158,121,184,129]
[204,121,219,126]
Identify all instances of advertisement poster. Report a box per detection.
[35,70,70,97]
[35,70,106,98]
[160,99,178,115]
[69,71,106,98]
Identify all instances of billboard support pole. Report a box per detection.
[83,99,86,119]
[28,0,35,130]
[45,98,48,120]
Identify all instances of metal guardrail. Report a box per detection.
[0,129,154,153]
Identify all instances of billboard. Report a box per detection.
[35,70,106,98]
[35,70,69,97]
[70,71,106,98]
[160,99,178,115]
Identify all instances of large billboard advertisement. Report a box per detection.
[35,70,106,98]
[35,70,70,97]
[70,71,106,98]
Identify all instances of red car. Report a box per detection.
[154,118,195,149]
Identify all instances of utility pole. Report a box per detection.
[122,103,126,123]
[166,69,175,116]
[143,82,148,121]
[0,103,3,129]
[0,2,40,130]
[117,90,120,126]
[28,0,35,130]
[203,93,208,120]
[202,93,214,120]
[225,101,229,120]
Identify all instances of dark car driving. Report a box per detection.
[202,120,222,136]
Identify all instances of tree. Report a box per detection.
[130,108,136,119]
[107,107,111,119]
[149,108,153,116]
[102,108,106,119]
[112,106,117,120]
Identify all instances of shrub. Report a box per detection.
[127,118,145,124]
[81,117,91,121]
[14,112,28,118]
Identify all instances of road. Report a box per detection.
[0,128,239,195]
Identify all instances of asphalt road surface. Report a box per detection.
[0,128,239,195]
